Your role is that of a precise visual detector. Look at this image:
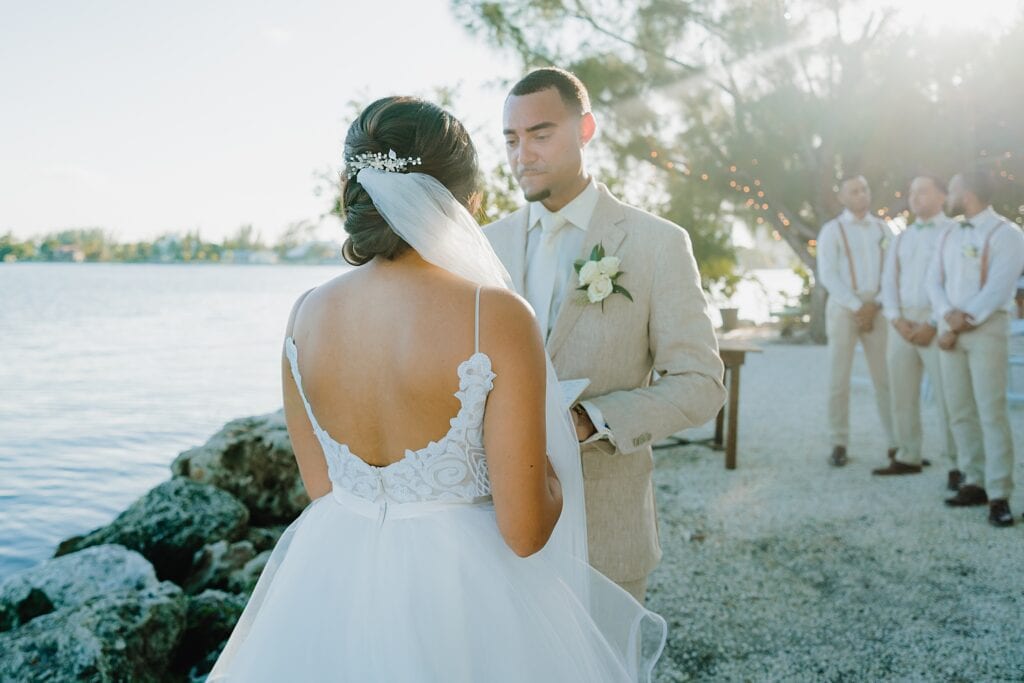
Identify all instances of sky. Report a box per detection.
[0,0,520,242]
[3,0,1020,244]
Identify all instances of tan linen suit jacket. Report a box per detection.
[484,183,725,582]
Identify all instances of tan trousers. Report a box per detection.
[939,312,1015,500]
[617,576,648,605]
[886,307,956,467]
[827,298,895,448]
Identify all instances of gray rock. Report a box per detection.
[183,540,257,595]
[0,581,186,683]
[0,545,158,633]
[171,410,309,524]
[174,589,247,679]
[55,478,249,584]
[245,525,286,553]
[226,550,271,595]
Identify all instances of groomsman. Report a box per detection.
[816,175,897,467]
[873,176,958,483]
[930,170,1024,526]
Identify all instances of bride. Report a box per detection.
[208,96,666,682]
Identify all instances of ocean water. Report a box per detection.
[0,261,801,580]
[0,262,347,579]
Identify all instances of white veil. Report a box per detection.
[358,167,666,681]
[357,168,590,578]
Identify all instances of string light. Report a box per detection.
[643,143,1022,247]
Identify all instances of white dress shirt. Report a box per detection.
[928,206,1024,325]
[881,213,956,321]
[525,178,614,444]
[817,209,894,311]
[526,179,599,337]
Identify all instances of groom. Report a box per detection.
[485,68,725,602]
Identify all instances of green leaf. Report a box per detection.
[612,284,634,302]
[589,244,600,262]
[573,259,584,273]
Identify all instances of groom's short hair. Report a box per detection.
[509,68,591,116]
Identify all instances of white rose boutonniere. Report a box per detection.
[573,242,633,309]
[962,243,979,259]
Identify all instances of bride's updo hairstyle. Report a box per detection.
[341,96,480,266]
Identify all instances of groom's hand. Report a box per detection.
[571,404,597,442]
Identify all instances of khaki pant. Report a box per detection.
[886,307,956,467]
[827,298,895,448]
[617,576,648,605]
[939,312,1015,500]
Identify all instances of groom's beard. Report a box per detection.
[524,187,551,203]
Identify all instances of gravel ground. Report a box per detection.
[647,341,1024,682]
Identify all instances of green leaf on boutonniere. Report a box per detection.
[573,259,584,274]
[612,284,633,302]
[589,244,601,262]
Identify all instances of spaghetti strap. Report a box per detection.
[284,337,324,436]
[474,286,482,354]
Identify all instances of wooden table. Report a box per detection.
[656,338,762,468]
[714,340,762,469]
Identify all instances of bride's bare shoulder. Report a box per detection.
[478,287,544,357]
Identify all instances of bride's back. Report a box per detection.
[287,258,480,469]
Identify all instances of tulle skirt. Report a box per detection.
[208,488,666,682]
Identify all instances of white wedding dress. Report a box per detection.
[207,287,666,682]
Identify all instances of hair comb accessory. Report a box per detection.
[346,149,422,179]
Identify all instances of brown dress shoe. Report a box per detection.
[888,448,930,466]
[945,484,988,507]
[947,469,963,492]
[872,461,923,475]
[829,446,848,467]
[989,499,1014,527]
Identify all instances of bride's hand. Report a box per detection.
[571,404,597,442]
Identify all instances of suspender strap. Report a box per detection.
[893,231,904,310]
[940,221,1008,289]
[836,220,859,292]
[980,222,1008,288]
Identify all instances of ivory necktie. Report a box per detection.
[525,212,568,341]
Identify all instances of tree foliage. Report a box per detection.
[453,0,1024,338]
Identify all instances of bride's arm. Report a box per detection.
[281,288,332,501]
[480,288,563,557]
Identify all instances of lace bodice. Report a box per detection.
[283,287,495,506]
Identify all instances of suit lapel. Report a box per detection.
[546,185,627,361]
[505,209,530,295]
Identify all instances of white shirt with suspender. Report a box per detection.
[928,206,1024,325]
[817,208,892,311]
[881,214,956,322]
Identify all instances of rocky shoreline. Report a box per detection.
[4,342,1023,681]
[0,411,302,682]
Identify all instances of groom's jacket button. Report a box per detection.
[633,433,652,447]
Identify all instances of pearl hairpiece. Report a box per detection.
[346,149,422,179]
